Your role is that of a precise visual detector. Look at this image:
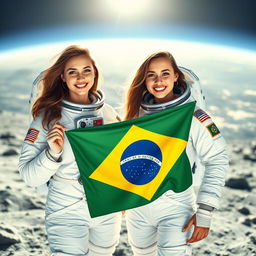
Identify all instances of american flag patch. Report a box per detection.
[194,109,210,123]
[24,128,39,143]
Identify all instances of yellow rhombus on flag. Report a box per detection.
[89,125,187,200]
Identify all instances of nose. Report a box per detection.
[155,75,162,84]
[77,73,85,80]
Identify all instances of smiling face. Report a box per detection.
[61,54,95,104]
[145,57,179,104]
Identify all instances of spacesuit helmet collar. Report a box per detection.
[141,82,191,112]
[62,89,104,113]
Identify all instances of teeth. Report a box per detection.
[154,87,165,91]
[76,84,87,88]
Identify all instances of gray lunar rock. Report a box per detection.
[0,133,16,140]
[225,177,251,191]
[2,149,18,156]
[0,225,21,247]
[238,207,250,215]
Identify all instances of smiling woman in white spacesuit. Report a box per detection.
[124,52,229,256]
[18,45,121,256]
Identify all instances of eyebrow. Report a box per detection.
[147,69,170,73]
[66,66,91,71]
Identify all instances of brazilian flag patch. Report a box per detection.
[206,123,220,137]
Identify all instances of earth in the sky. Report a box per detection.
[0,39,255,140]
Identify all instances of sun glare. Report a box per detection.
[105,0,154,19]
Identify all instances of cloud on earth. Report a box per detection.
[227,110,255,121]
[244,90,256,96]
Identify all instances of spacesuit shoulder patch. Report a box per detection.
[206,122,220,137]
[193,109,210,123]
[24,128,40,143]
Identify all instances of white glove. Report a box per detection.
[196,208,212,228]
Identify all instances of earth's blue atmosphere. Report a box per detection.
[0,26,255,141]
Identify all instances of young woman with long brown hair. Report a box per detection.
[18,45,121,256]
[124,52,229,256]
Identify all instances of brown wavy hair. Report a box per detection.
[32,45,99,129]
[124,51,186,120]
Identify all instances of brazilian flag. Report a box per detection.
[66,101,196,217]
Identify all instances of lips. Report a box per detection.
[153,86,166,92]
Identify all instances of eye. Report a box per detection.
[162,72,170,77]
[83,69,91,74]
[147,73,156,79]
[68,71,78,76]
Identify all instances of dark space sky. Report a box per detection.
[1,0,256,49]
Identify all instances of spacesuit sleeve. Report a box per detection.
[18,116,61,187]
[191,109,229,209]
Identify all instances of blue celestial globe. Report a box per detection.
[120,140,162,185]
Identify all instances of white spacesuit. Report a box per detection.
[125,84,229,256]
[18,91,122,256]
